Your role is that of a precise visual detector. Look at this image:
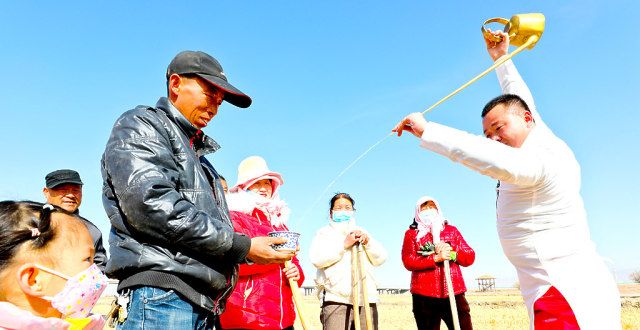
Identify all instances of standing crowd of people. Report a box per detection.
[0,29,621,330]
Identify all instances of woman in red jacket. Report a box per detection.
[401,196,475,330]
[220,156,304,330]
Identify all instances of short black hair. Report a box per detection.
[329,192,355,212]
[166,73,199,97]
[482,94,531,118]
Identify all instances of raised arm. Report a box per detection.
[485,29,545,128]
[420,121,545,185]
[392,111,546,186]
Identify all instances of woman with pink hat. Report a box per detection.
[219,156,304,330]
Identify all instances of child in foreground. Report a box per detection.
[0,200,107,329]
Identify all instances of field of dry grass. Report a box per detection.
[95,284,640,329]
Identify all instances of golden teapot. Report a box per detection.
[481,13,545,49]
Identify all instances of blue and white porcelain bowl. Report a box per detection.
[268,231,300,252]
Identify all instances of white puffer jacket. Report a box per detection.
[309,223,387,305]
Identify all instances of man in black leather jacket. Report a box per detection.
[101,51,294,329]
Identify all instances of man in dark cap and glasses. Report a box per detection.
[43,169,108,271]
[101,51,294,329]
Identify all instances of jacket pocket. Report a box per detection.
[142,287,179,303]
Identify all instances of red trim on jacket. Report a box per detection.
[220,210,305,329]
[401,224,474,298]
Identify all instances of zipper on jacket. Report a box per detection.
[212,271,234,315]
[279,265,284,329]
[243,276,254,308]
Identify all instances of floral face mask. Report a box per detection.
[36,263,108,318]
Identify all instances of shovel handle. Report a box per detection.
[444,260,460,330]
[285,260,309,330]
[358,244,374,330]
[351,246,361,330]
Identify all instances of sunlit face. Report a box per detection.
[170,75,224,129]
[482,103,533,148]
[331,197,354,216]
[43,184,83,213]
[0,212,94,318]
[41,213,95,298]
[220,179,229,194]
[248,179,273,199]
[420,200,438,212]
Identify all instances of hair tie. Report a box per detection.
[31,228,41,237]
[43,204,54,211]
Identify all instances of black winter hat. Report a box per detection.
[45,169,83,188]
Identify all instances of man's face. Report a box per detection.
[170,75,224,129]
[482,103,533,148]
[220,179,229,195]
[43,184,83,213]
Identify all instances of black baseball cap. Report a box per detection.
[166,50,252,108]
[45,169,83,189]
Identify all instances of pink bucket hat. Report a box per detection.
[230,156,284,195]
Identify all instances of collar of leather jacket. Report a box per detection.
[155,97,221,156]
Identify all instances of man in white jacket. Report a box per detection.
[392,31,620,329]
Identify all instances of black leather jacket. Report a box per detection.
[101,97,251,313]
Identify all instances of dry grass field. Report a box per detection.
[95,284,640,329]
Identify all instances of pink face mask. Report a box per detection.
[36,263,108,318]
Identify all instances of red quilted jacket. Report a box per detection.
[220,210,305,330]
[401,223,475,298]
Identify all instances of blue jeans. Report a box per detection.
[117,286,217,330]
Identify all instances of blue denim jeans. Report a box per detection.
[117,286,217,330]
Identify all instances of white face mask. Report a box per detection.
[331,210,354,223]
[419,209,439,222]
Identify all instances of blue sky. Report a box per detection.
[1,1,638,289]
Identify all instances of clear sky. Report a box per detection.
[1,1,638,289]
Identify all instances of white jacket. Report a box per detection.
[309,223,387,305]
[418,59,620,330]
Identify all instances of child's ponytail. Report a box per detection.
[0,201,63,271]
[30,203,56,248]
